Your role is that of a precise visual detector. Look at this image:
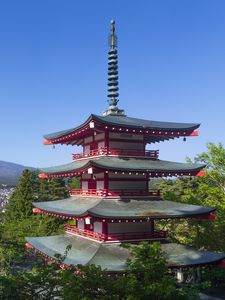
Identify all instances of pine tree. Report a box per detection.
[5,169,35,221]
[68,176,81,189]
[39,178,69,201]
[1,171,66,270]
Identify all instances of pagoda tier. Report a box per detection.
[39,157,205,178]
[32,196,216,243]
[32,196,215,220]
[25,234,225,272]
[43,114,200,146]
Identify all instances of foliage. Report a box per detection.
[0,242,197,300]
[0,214,64,272]
[123,242,195,300]
[0,170,66,272]
[39,178,69,201]
[196,142,225,196]
[156,143,225,287]
[67,176,81,189]
[5,169,35,221]
[156,143,225,251]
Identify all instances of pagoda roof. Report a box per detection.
[43,114,200,145]
[26,234,225,271]
[33,196,215,219]
[93,114,200,131]
[39,157,204,177]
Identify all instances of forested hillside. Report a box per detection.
[0,161,34,185]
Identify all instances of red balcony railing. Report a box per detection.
[69,189,160,197]
[65,225,107,241]
[72,147,159,160]
[65,225,168,242]
[69,189,108,197]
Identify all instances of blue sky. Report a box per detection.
[0,0,225,167]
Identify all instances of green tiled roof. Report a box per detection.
[33,197,215,219]
[93,114,200,131]
[26,234,129,272]
[34,197,101,217]
[161,243,225,267]
[44,115,93,140]
[26,234,225,270]
[40,157,204,174]
[44,114,200,140]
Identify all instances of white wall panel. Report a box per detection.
[94,221,102,233]
[77,220,84,230]
[81,181,88,190]
[96,180,104,190]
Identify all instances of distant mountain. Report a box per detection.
[0,161,34,186]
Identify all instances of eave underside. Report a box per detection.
[26,234,225,271]
[33,196,215,219]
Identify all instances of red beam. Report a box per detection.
[196,170,206,177]
[38,173,49,179]
[25,243,34,249]
[189,130,199,137]
[43,139,53,145]
[33,208,42,213]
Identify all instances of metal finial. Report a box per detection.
[103,20,125,116]
[109,19,117,49]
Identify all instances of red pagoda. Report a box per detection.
[26,20,225,280]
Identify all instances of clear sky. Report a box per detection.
[0,0,225,167]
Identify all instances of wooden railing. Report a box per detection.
[72,147,159,160]
[65,225,168,242]
[69,189,160,197]
[65,225,107,241]
[69,189,108,197]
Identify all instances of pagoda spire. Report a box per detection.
[103,20,125,116]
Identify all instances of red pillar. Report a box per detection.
[104,171,109,195]
[102,220,108,235]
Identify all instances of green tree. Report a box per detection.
[156,143,225,251]
[123,242,194,300]
[67,176,81,189]
[0,242,196,300]
[39,178,69,201]
[156,143,225,289]
[5,169,35,221]
[1,170,65,272]
[196,142,225,196]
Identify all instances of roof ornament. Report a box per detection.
[103,20,126,117]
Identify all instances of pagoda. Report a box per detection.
[26,21,225,280]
